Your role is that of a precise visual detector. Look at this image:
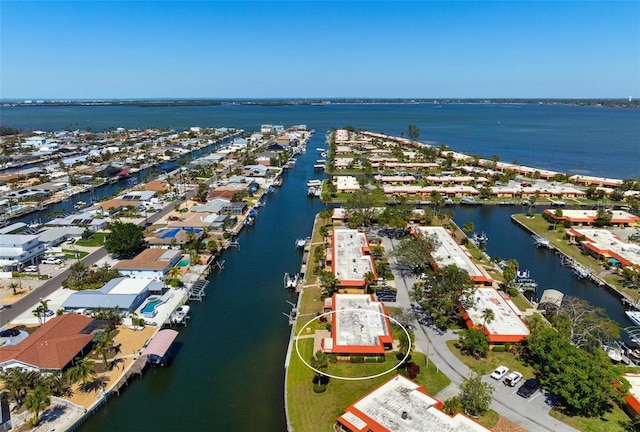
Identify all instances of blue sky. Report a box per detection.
[1,1,639,99]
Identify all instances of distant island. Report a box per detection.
[1,98,639,109]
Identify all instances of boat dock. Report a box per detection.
[188,279,209,302]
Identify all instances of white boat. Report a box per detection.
[172,305,191,324]
[74,201,86,209]
[284,272,299,289]
[307,186,317,196]
[626,310,640,327]
[295,238,307,249]
[307,179,322,187]
[603,344,623,363]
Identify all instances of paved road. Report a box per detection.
[381,235,578,432]
[2,248,108,326]
[2,161,243,326]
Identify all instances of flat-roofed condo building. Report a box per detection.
[331,227,377,292]
[412,226,493,285]
[322,294,392,358]
[337,374,490,432]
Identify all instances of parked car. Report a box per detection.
[23,265,38,273]
[65,237,76,244]
[490,365,509,380]
[517,379,540,398]
[42,257,62,265]
[504,371,523,387]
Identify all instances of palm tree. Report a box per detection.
[167,266,182,285]
[0,367,40,407]
[93,329,113,370]
[65,357,97,389]
[363,271,376,291]
[8,281,19,295]
[480,308,495,327]
[24,385,51,426]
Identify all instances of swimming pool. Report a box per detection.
[178,259,191,267]
[141,296,164,317]
[8,205,22,212]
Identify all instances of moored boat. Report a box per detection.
[626,310,640,327]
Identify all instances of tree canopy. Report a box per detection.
[391,231,439,273]
[410,264,475,329]
[344,190,378,228]
[104,221,146,258]
[459,371,494,418]
[524,317,629,417]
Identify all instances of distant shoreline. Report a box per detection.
[1,98,638,109]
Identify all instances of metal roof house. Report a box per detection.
[62,277,163,313]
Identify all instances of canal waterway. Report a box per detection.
[10,136,237,226]
[79,133,327,431]
[453,206,632,328]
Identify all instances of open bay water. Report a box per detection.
[2,103,639,178]
[1,103,638,430]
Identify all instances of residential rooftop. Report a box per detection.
[413,226,492,285]
[338,374,490,432]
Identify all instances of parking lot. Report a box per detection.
[379,234,577,432]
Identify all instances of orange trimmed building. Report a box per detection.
[329,228,377,293]
[321,294,392,358]
[410,226,493,286]
[337,375,490,432]
[543,209,639,227]
[622,373,640,419]
[460,287,530,344]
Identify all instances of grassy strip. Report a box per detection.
[446,340,535,378]
[549,406,629,432]
[75,232,107,247]
[513,214,635,298]
[287,338,450,431]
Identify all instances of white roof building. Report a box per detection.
[338,375,490,432]
[412,226,492,285]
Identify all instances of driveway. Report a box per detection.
[381,235,577,432]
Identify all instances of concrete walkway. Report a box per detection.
[382,236,578,432]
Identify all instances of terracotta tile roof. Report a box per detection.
[0,314,94,370]
[95,199,141,210]
[113,248,181,271]
[144,180,170,192]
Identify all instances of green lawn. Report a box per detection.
[550,405,630,432]
[287,338,450,432]
[446,340,535,378]
[62,249,89,259]
[75,232,107,247]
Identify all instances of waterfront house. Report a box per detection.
[329,227,377,293]
[321,294,392,358]
[62,277,162,313]
[0,314,94,374]
[337,374,490,432]
[0,234,46,271]
[113,248,182,280]
[147,227,204,247]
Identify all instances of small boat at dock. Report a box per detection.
[626,310,640,327]
[171,305,191,325]
[284,272,299,289]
